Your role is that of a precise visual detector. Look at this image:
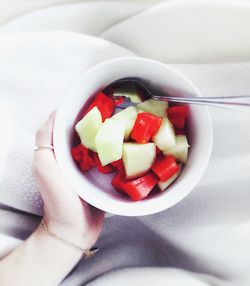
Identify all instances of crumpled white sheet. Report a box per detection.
[0,1,250,285]
[0,31,135,215]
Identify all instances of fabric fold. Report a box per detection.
[0,1,250,285]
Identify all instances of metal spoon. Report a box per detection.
[108,77,250,112]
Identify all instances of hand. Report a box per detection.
[32,112,104,250]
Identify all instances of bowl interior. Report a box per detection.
[54,57,213,216]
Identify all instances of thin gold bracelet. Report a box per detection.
[41,219,99,259]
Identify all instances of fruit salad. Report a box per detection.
[71,85,190,201]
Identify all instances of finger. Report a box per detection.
[35,111,56,147]
[33,111,59,185]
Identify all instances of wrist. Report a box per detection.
[43,217,96,251]
[40,219,99,258]
[3,224,84,286]
[35,223,83,261]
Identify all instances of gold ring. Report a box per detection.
[34,145,54,151]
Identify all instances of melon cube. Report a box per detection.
[163,135,189,163]
[112,106,138,140]
[95,119,125,166]
[152,118,176,151]
[122,143,156,178]
[137,99,168,117]
[75,107,102,152]
[113,86,142,103]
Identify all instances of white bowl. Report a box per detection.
[54,57,213,216]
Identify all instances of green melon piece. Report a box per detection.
[95,119,125,166]
[163,135,189,163]
[152,117,176,151]
[136,99,168,117]
[75,107,102,152]
[112,106,138,140]
[122,143,156,178]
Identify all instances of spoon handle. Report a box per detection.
[152,95,250,112]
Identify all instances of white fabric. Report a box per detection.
[0,2,148,35]
[0,31,135,215]
[86,267,217,286]
[102,0,250,63]
[0,1,250,286]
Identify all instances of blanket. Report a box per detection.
[0,1,250,285]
